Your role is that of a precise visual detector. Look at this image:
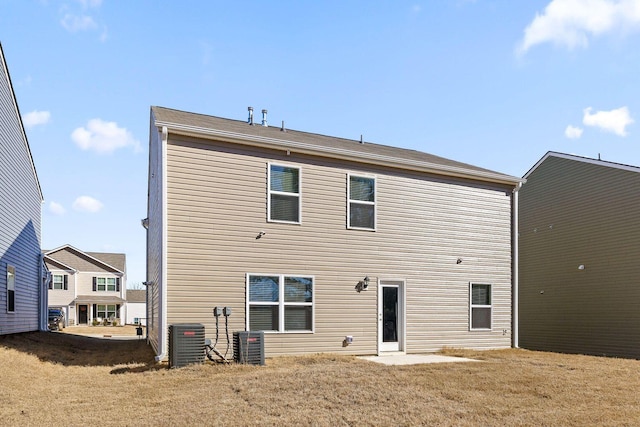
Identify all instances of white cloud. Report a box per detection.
[565,125,584,139]
[22,110,51,128]
[71,118,141,154]
[49,201,66,215]
[517,0,640,55]
[72,196,103,213]
[60,14,97,32]
[77,0,103,8]
[583,106,634,136]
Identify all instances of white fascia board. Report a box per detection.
[155,121,523,187]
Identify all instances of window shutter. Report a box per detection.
[63,275,68,291]
[92,277,97,292]
[48,280,53,290]
[116,304,121,316]
[116,277,120,292]
[93,304,97,316]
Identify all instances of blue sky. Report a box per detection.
[2,0,639,286]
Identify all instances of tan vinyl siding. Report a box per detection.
[0,46,43,335]
[519,154,640,358]
[163,135,513,356]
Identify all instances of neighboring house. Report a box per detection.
[45,245,126,326]
[125,289,146,325]
[0,42,48,335]
[145,106,523,361]
[519,152,640,359]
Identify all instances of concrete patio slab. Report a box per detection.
[358,354,480,365]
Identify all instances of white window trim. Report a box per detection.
[469,282,492,331]
[246,273,314,334]
[53,274,64,290]
[95,277,117,292]
[347,173,377,231]
[267,162,302,224]
[7,265,15,313]
[96,304,118,319]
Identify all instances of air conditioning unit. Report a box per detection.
[168,323,205,368]
[233,331,265,365]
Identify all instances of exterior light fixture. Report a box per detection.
[578,265,585,270]
[355,276,370,293]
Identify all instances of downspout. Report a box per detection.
[512,182,522,348]
[39,252,49,331]
[155,125,169,362]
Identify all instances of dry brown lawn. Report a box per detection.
[1,329,639,426]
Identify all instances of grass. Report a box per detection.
[1,330,639,426]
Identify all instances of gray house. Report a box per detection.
[0,43,47,334]
[519,151,640,359]
[145,106,523,361]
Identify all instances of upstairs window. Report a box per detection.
[7,266,15,313]
[470,283,492,330]
[247,274,313,333]
[93,277,120,292]
[348,174,376,230]
[268,164,300,223]
[51,274,68,290]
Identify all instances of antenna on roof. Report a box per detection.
[247,107,254,125]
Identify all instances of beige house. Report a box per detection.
[519,152,640,359]
[45,245,126,326]
[145,106,523,360]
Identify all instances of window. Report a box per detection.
[247,274,313,332]
[470,283,492,330]
[348,174,376,230]
[52,274,68,290]
[96,304,117,319]
[7,266,15,313]
[93,277,119,292]
[268,164,300,223]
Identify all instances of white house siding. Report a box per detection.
[0,45,44,335]
[160,135,513,357]
[519,154,640,358]
[46,269,76,325]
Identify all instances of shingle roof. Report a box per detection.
[73,295,125,304]
[126,290,146,303]
[44,245,126,274]
[524,151,640,179]
[152,106,522,186]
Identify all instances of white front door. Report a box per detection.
[378,280,405,353]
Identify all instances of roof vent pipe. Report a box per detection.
[261,109,268,127]
[281,120,286,132]
[360,134,364,144]
[248,107,254,125]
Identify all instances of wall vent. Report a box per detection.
[168,323,205,368]
[233,331,265,365]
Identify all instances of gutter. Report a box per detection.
[154,121,524,187]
